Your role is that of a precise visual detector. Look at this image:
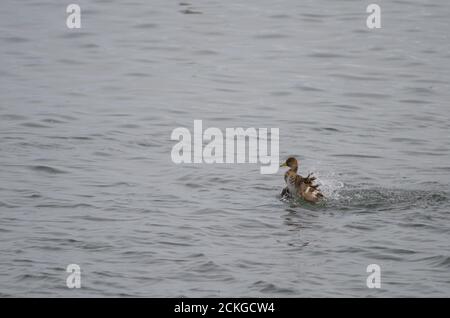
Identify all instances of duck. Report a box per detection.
[279,157,324,203]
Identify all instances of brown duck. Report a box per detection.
[280,157,324,203]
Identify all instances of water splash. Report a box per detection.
[281,173,449,212]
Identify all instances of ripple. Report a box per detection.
[332,154,382,159]
[421,255,450,269]
[34,203,93,209]
[2,36,29,43]
[20,122,50,128]
[180,8,202,14]
[308,52,348,58]
[251,280,296,295]
[28,165,67,174]
[1,114,27,120]
[254,33,289,39]
[58,32,94,39]
[133,23,159,29]
[0,201,19,208]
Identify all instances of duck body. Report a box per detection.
[280,157,324,203]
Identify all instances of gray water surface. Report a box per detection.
[1,0,450,297]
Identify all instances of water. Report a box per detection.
[1,0,450,297]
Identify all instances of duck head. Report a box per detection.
[280,157,299,170]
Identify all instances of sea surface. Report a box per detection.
[1,0,450,297]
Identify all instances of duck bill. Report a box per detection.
[279,162,287,167]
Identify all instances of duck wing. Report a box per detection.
[302,172,317,185]
[298,173,324,203]
[302,186,324,203]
